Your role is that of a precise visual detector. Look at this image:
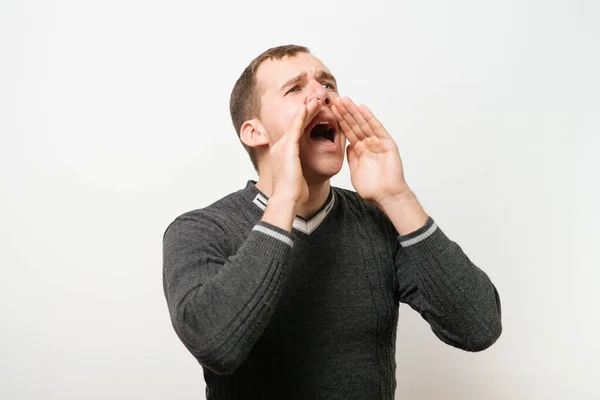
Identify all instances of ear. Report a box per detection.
[240,119,269,148]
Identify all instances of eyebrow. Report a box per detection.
[279,70,338,92]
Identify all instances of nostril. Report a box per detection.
[325,98,330,105]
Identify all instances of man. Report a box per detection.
[163,45,502,399]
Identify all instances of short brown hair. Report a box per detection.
[230,45,310,171]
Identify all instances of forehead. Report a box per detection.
[256,52,331,93]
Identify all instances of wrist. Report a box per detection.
[261,195,299,232]
[373,188,416,211]
[269,193,302,212]
[375,190,429,236]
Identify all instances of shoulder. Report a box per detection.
[163,189,249,242]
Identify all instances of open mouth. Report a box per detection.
[309,121,336,143]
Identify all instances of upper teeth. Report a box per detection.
[319,121,328,125]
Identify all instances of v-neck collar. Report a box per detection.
[249,182,336,235]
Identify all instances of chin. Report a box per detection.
[302,158,344,183]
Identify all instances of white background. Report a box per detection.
[1,0,599,399]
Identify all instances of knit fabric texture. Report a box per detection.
[163,181,502,399]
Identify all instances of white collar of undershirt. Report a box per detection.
[252,191,336,235]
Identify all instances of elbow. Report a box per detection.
[199,355,241,376]
[432,299,503,352]
[464,317,502,352]
[193,338,250,375]
[172,312,246,376]
[470,286,503,351]
[436,317,502,353]
[459,297,503,352]
[434,318,502,353]
[462,283,503,352]
[177,326,245,375]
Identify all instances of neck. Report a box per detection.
[255,174,331,219]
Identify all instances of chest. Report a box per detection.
[266,225,399,345]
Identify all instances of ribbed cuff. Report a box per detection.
[245,221,295,259]
[397,217,454,259]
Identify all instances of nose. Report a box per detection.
[306,79,330,105]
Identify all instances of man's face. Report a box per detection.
[256,53,346,182]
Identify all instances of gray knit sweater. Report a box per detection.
[162,181,502,399]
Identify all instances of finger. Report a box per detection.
[334,97,368,140]
[331,103,359,144]
[340,97,376,138]
[346,144,359,172]
[303,98,322,130]
[289,98,320,142]
[358,104,391,139]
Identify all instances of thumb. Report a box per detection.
[346,144,358,172]
[290,98,320,142]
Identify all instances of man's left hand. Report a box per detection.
[331,96,411,208]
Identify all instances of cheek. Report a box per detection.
[328,92,341,102]
[265,107,297,139]
[281,103,306,131]
[265,99,309,139]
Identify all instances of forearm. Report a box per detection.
[397,219,502,351]
[164,220,294,374]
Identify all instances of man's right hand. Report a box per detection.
[261,98,322,231]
